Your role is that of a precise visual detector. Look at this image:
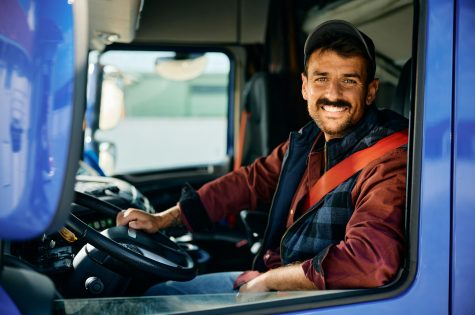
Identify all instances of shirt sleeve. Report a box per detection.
[179,141,289,232]
[302,147,407,289]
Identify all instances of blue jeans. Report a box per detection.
[145,271,242,295]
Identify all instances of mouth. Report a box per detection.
[321,105,348,113]
[316,98,352,115]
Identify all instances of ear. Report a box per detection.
[301,73,309,101]
[366,79,380,105]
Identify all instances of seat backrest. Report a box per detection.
[391,58,412,118]
[375,81,396,112]
[375,58,412,119]
[236,72,291,167]
[239,73,270,167]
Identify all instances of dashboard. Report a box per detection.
[74,175,155,229]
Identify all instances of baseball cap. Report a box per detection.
[304,20,376,79]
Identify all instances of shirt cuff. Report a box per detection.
[301,259,325,289]
[301,246,331,289]
[178,183,213,232]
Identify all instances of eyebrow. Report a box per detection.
[312,71,328,77]
[343,73,362,79]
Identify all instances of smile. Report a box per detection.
[322,105,348,113]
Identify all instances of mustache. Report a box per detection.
[316,98,351,108]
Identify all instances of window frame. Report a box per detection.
[74,1,426,312]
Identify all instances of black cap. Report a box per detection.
[304,20,376,79]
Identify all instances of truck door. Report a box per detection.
[451,1,475,314]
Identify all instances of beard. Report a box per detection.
[309,97,359,139]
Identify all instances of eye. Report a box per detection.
[342,78,357,85]
[315,77,328,83]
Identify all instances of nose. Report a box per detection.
[324,79,342,101]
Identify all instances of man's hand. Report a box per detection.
[238,263,316,293]
[116,205,182,234]
[238,273,270,293]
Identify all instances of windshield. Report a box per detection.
[90,50,231,174]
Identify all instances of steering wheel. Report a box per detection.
[66,191,196,281]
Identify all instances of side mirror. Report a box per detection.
[98,67,125,130]
[98,141,117,175]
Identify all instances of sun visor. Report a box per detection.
[0,1,88,240]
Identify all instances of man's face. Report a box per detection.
[302,49,379,141]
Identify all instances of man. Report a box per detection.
[117,20,408,294]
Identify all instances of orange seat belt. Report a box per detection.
[234,110,250,170]
[302,128,408,211]
[229,110,251,228]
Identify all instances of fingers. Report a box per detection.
[116,208,139,226]
[116,208,159,233]
[238,274,268,293]
[128,217,155,232]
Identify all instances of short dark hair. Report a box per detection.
[303,20,376,83]
[304,34,375,83]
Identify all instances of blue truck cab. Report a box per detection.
[1,0,474,314]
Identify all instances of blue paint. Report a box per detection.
[452,0,475,313]
[0,0,75,239]
[0,287,21,315]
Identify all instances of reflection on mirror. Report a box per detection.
[154,53,208,81]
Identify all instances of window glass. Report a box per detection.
[94,50,231,174]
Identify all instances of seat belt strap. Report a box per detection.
[302,128,408,211]
[234,110,250,170]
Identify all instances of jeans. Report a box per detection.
[144,271,242,295]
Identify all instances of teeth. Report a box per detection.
[323,105,346,112]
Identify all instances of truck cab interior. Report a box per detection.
[0,0,419,314]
